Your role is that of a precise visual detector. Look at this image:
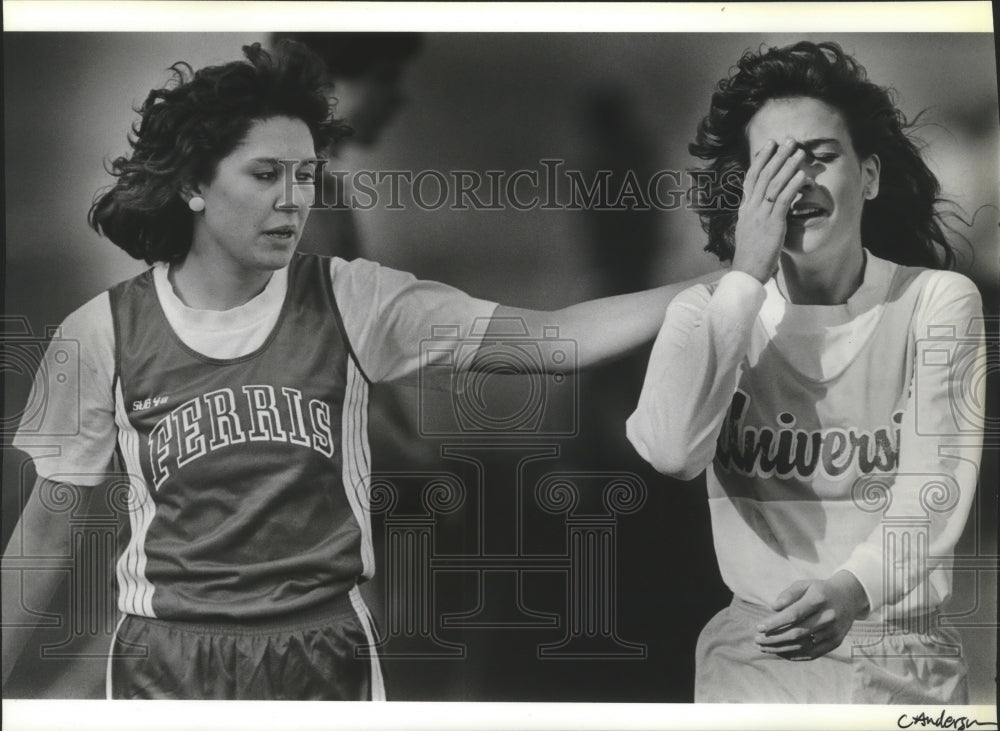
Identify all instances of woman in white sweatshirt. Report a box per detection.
[627,41,985,703]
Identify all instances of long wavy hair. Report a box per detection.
[689,41,955,269]
[89,41,351,264]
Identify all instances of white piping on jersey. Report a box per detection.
[341,358,375,578]
[105,613,127,699]
[113,380,157,617]
[349,585,385,701]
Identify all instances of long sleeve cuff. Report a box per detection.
[709,270,767,319]
[837,548,883,618]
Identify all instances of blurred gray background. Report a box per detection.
[3,32,997,702]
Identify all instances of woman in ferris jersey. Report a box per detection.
[3,40,716,700]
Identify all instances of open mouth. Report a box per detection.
[786,205,826,223]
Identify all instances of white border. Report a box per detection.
[2,700,998,730]
[2,1,995,33]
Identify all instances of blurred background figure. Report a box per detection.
[578,86,662,297]
[271,32,424,260]
[572,85,663,458]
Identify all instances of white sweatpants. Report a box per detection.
[695,597,969,703]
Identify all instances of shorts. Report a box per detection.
[694,597,969,703]
[108,588,385,700]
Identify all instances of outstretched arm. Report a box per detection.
[486,269,724,372]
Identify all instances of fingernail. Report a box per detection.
[756,624,765,632]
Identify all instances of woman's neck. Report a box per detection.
[777,245,866,306]
[168,249,274,311]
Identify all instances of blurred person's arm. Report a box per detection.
[4,297,118,687]
[2,476,74,687]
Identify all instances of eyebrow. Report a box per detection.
[797,138,842,151]
[249,157,321,166]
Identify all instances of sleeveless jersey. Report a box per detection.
[109,254,373,620]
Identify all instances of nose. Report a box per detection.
[796,153,824,183]
[798,169,816,191]
[275,177,309,212]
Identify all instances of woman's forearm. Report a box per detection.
[2,476,75,687]
[487,269,724,371]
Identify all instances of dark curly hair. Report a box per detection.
[689,41,955,269]
[89,41,352,264]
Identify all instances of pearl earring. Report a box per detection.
[188,196,206,212]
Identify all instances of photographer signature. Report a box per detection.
[898,709,998,731]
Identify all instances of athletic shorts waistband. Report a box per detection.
[121,591,359,635]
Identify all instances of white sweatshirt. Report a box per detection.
[626,252,985,620]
